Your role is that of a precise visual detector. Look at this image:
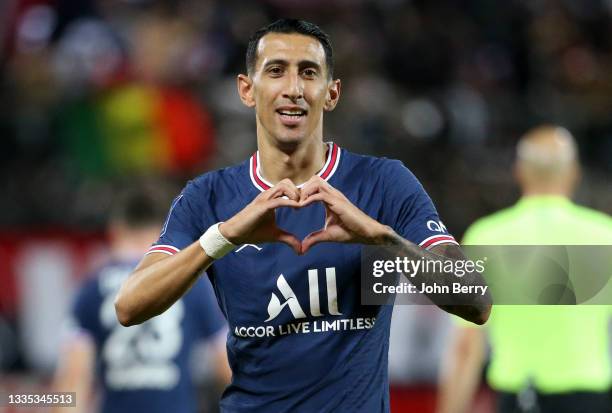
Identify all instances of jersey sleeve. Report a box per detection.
[147,178,210,255]
[383,160,458,249]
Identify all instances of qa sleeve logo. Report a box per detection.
[427,220,448,233]
[265,268,342,322]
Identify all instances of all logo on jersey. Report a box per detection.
[233,267,376,338]
[266,268,341,322]
[234,267,376,338]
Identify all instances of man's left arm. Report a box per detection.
[383,234,491,324]
[299,176,492,325]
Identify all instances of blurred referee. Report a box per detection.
[437,125,612,413]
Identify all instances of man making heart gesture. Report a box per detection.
[115,19,491,413]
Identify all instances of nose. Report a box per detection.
[282,71,303,101]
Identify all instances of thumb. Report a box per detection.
[274,228,303,255]
[301,229,333,254]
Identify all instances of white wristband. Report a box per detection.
[199,222,236,259]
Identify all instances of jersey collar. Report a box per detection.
[249,142,341,192]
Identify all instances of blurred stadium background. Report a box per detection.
[0,0,610,412]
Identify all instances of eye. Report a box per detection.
[302,68,317,78]
[267,66,283,76]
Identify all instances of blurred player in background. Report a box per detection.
[388,305,453,412]
[52,187,230,413]
[437,126,612,413]
[114,18,491,413]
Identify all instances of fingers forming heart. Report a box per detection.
[257,176,358,255]
[298,177,351,253]
[300,194,350,254]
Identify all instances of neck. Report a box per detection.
[521,186,573,198]
[257,137,327,185]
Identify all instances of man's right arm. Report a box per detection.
[115,242,214,326]
[115,179,302,326]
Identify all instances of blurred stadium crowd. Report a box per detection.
[0,0,611,412]
[1,0,611,231]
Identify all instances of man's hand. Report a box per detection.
[219,179,303,254]
[299,176,391,253]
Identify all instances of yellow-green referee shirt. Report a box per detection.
[462,195,612,394]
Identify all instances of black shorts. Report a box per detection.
[497,390,610,413]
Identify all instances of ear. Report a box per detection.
[324,79,341,111]
[569,161,581,191]
[237,74,255,108]
[513,162,524,188]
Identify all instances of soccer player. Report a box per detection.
[53,188,230,413]
[115,19,491,412]
[436,126,612,413]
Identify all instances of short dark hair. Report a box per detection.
[109,187,169,229]
[246,19,334,78]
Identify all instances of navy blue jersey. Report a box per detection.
[71,259,226,413]
[148,143,457,413]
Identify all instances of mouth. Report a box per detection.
[276,108,308,126]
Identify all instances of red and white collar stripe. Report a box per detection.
[249,142,341,192]
[419,235,459,250]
